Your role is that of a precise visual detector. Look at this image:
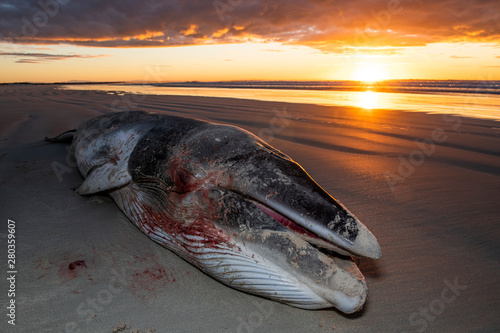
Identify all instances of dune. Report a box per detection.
[0,84,499,332]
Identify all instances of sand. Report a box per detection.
[0,85,499,332]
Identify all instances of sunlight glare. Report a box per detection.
[352,63,389,83]
[357,91,378,109]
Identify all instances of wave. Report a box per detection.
[147,80,500,96]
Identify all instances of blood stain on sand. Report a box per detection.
[69,260,87,270]
[59,259,89,282]
[34,255,93,282]
[127,253,190,301]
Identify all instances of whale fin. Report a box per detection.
[45,129,76,143]
[77,161,132,195]
[75,128,144,195]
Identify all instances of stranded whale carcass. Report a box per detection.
[69,111,381,313]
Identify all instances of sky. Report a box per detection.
[0,0,499,83]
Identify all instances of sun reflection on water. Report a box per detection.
[357,91,378,109]
[60,84,500,121]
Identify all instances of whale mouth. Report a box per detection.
[251,201,353,256]
[208,188,370,312]
[219,139,381,261]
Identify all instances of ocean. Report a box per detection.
[60,80,500,121]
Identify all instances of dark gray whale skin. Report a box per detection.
[70,111,381,312]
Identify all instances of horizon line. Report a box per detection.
[2,78,499,85]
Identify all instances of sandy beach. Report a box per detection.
[0,85,499,332]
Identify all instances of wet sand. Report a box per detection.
[0,85,499,332]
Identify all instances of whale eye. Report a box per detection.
[93,147,111,159]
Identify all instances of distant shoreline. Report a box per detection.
[0,81,125,86]
[4,79,499,96]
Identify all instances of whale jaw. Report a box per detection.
[108,180,367,313]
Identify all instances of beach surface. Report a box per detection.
[0,85,499,332]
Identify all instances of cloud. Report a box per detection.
[0,51,109,63]
[0,0,498,53]
[450,55,476,59]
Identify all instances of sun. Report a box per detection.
[352,63,390,83]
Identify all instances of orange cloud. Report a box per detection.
[0,0,498,52]
[212,28,229,38]
[0,51,109,63]
[180,25,198,36]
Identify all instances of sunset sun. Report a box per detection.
[352,63,390,83]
